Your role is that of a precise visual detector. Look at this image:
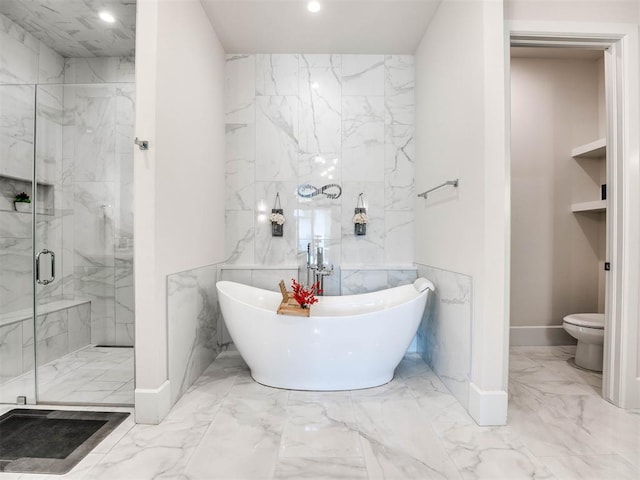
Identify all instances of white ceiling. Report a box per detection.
[0,0,136,57]
[201,0,442,54]
[0,0,440,58]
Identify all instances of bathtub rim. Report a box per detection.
[215,278,435,319]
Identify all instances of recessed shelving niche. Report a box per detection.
[0,174,54,216]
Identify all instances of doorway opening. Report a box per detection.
[507,26,640,409]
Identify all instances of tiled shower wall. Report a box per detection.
[225,54,415,272]
[64,57,135,346]
[0,12,134,347]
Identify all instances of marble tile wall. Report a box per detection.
[225,54,414,270]
[416,263,472,408]
[168,263,225,406]
[63,61,136,346]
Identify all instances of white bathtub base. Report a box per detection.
[216,279,434,392]
[251,372,394,391]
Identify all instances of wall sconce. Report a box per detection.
[270,192,285,237]
[353,193,368,236]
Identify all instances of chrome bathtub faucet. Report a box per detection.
[306,242,333,295]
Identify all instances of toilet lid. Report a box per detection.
[563,313,605,329]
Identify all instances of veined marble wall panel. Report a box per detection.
[256,54,299,96]
[0,237,32,314]
[75,266,115,345]
[416,264,471,409]
[224,54,414,268]
[341,95,385,182]
[115,265,134,345]
[0,322,23,381]
[340,268,417,295]
[168,263,221,406]
[63,64,135,346]
[73,181,116,267]
[0,13,38,85]
[64,57,136,84]
[37,42,65,84]
[299,55,342,154]
[254,181,298,265]
[71,85,117,182]
[225,54,255,123]
[0,85,35,181]
[226,123,255,211]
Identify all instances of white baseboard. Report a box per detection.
[134,380,171,425]
[510,325,576,346]
[468,382,507,426]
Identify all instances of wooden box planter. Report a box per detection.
[276,280,310,317]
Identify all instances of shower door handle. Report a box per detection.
[35,249,55,285]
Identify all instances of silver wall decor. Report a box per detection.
[270,193,285,237]
[297,183,342,200]
[353,193,368,236]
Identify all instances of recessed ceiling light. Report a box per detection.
[307,1,321,14]
[99,11,115,23]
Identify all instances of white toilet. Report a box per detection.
[562,313,605,372]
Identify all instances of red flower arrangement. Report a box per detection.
[291,278,322,308]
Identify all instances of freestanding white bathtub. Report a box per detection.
[216,278,435,391]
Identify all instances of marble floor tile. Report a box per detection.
[540,453,640,480]
[279,395,361,458]
[4,346,640,480]
[0,345,133,405]
[182,394,288,480]
[354,398,461,479]
[436,423,555,479]
[274,457,369,480]
[86,417,211,480]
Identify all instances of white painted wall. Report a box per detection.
[414,0,507,425]
[505,0,640,23]
[510,57,604,332]
[134,0,226,424]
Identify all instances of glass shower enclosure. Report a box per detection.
[0,76,135,406]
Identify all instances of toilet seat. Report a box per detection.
[563,313,604,329]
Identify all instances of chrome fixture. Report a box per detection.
[35,249,55,285]
[134,137,149,151]
[306,242,333,295]
[417,179,459,199]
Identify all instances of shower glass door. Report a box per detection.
[33,82,135,405]
[0,84,37,404]
[0,80,135,406]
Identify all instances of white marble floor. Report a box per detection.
[1,346,639,479]
[0,346,134,405]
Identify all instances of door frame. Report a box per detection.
[507,21,640,408]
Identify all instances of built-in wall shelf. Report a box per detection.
[0,174,54,216]
[571,200,606,213]
[571,138,606,158]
